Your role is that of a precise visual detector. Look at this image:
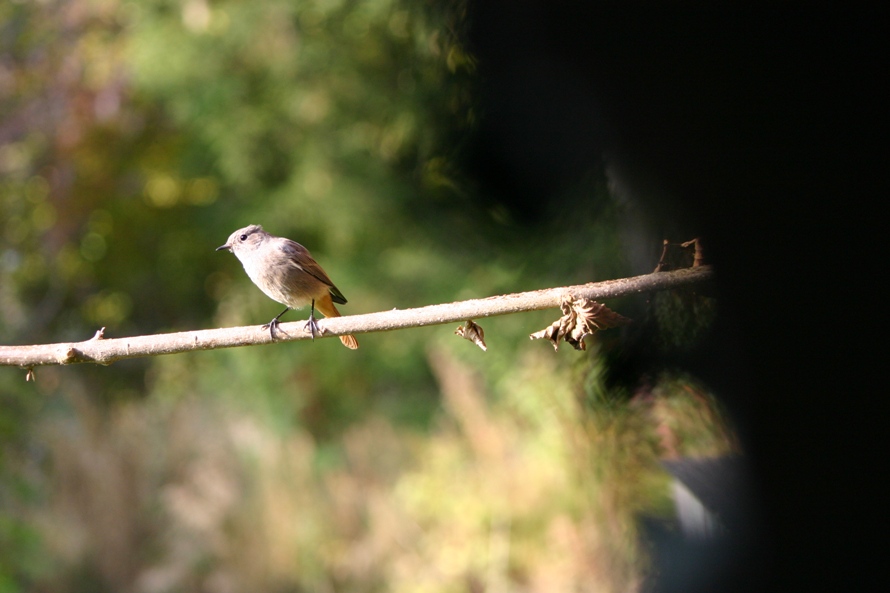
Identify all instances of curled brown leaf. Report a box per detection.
[455,319,487,351]
[530,296,631,351]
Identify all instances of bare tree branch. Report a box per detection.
[1,266,712,370]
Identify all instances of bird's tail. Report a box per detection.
[315,296,359,350]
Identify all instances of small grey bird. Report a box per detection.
[217,225,359,349]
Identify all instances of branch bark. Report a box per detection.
[0,266,712,370]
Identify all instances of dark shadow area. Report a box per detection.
[466,4,883,592]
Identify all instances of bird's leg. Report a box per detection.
[304,299,321,341]
[262,306,290,339]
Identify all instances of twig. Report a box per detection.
[681,238,705,267]
[654,240,672,273]
[0,266,712,369]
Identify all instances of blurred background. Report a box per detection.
[0,1,765,592]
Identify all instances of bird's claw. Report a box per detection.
[262,318,281,340]
[304,315,321,341]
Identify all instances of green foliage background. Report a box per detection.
[1,1,730,591]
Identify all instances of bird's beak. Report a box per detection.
[216,243,231,252]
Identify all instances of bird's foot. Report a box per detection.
[302,299,322,342]
[262,318,281,340]
[262,307,291,340]
[303,315,321,341]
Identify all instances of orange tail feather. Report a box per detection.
[315,295,359,350]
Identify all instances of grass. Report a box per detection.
[18,346,737,592]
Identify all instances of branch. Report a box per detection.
[1,266,712,370]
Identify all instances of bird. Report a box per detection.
[216,224,359,349]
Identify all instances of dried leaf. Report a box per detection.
[455,320,487,351]
[569,298,632,349]
[529,298,576,351]
[529,324,560,350]
[530,297,631,351]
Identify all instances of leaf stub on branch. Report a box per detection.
[530,296,631,351]
[455,320,487,351]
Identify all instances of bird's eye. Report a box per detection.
[239,234,248,241]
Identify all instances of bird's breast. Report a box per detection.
[240,255,317,309]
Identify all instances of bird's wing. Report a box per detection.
[278,239,348,304]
